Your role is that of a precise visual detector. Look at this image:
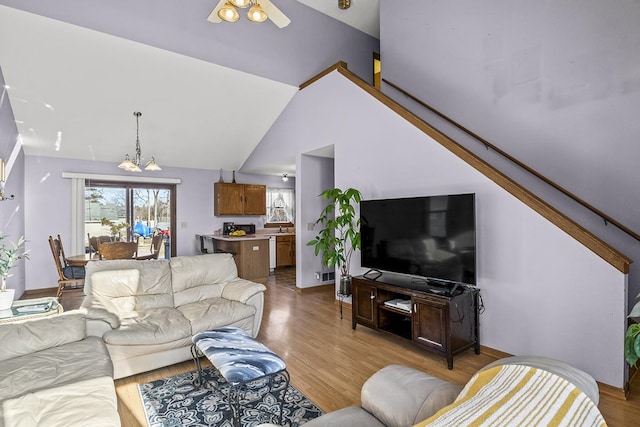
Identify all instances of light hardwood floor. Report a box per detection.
[32,268,640,427]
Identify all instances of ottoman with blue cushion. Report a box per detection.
[192,326,289,426]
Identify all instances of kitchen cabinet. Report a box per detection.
[275,235,295,267]
[214,183,266,216]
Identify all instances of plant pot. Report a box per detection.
[339,275,352,296]
[0,288,15,310]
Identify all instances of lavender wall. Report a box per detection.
[25,155,291,293]
[297,153,334,288]
[0,0,379,86]
[379,0,640,307]
[241,70,627,387]
[0,68,26,297]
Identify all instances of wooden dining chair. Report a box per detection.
[97,241,138,260]
[88,234,112,254]
[48,235,85,298]
[136,234,164,260]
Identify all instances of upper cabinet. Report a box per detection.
[214,183,266,216]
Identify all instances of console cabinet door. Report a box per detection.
[352,279,377,329]
[412,297,448,352]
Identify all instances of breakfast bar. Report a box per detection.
[201,234,270,281]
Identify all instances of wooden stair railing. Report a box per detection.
[299,62,632,274]
[381,77,640,245]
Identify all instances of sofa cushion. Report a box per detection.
[102,307,191,345]
[171,254,238,307]
[0,311,86,362]
[1,376,120,427]
[177,297,256,333]
[0,336,112,401]
[361,365,462,427]
[85,259,174,310]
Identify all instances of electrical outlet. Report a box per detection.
[307,223,315,231]
[180,221,188,228]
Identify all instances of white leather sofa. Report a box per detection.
[81,253,267,379]
[0,311,120,426]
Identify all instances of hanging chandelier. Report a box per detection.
[118,111,161,172]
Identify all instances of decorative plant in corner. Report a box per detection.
[307,188,362,296]
[625,293,640,367]
[0,235,29,310]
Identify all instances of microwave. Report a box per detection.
[234,224,256,235]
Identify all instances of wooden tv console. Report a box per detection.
[352,275,480,369]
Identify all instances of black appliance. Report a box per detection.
[222,222,235,235]
[360,193,476,286]
[234,224,256,234]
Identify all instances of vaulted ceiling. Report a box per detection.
[0,0,379,175]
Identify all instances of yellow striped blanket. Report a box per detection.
[414,364,606,427]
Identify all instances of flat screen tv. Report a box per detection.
[360,193,476,286]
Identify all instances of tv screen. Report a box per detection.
[360,193,476,286]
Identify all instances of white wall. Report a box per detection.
[241,70,627,388]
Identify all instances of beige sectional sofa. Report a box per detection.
[0,311,120,426]
[81,253,267,379]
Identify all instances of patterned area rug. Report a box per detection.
[139,366,323,427]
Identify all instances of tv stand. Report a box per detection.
[352,276,480,369]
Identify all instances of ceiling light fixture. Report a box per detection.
[218,0,271,24]
[118,112,161,172]
[282,173,288,182]
[338,0,351,10]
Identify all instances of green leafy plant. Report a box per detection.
[625,293,640,367]
[0,235,29,292]
[101,217,130,239]
[307,188,362,277]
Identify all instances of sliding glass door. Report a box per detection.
[84,180,176,257]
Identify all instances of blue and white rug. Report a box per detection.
[139,366,323,427]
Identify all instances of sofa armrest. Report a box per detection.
[479,355,600,405]
[360,365,463,427]
[80,295,121,329]
[221,279,266,304]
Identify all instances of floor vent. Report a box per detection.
[316,271,335,283]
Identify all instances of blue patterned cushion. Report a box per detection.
[193,326,286,384]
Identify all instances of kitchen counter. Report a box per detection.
[210,234,270,242]
[204,235,270,281]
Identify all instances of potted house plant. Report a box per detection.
[307,187,362,296]
[625,293,640,367]
[0,235,29,310]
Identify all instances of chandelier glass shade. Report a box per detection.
[118,112,161,172]
[219,0,268,23]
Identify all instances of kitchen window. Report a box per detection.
[264,188,295,227]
